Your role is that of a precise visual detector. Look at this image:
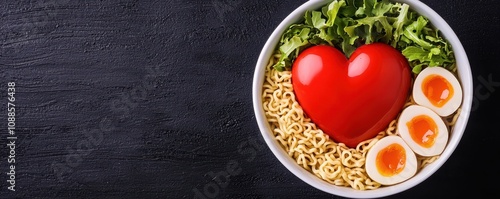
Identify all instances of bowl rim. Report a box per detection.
[252,0,473,198]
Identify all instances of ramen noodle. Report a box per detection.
[262,54,460,190]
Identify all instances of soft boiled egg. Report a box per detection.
[397,105,449,157]
[366,136,417,185]
[413,66,462,117]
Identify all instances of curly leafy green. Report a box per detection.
[272,0,455,74]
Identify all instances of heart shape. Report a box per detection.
[292,43,411,148]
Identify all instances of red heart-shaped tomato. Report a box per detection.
[292,43,411,148]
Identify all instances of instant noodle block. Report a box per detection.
[253,0,472,198]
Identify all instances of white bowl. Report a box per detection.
[252,0,473,198]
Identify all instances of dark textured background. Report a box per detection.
[1,0,499,198]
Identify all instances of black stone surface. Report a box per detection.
[0,0,499,198]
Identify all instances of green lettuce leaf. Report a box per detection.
[270,0,455,74]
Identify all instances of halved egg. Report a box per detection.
[413,66,462,117]
[366,136,417,185]
[397,105,448,157]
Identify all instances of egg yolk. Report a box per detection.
[406,115,438,148]
[421,74,454,107]
[376,143,406,177]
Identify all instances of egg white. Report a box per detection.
[397,105,449,157]
[413,66,463,117]
[366,136,417,186]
